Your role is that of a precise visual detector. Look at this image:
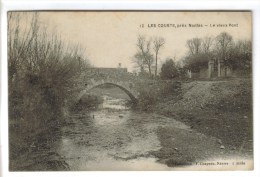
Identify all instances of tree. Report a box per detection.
[182,32,251,77]
[186,38,202,56]
[184,37,212,72]
[215,32,233,63]
[228,39,252,71]
[132,52,145,73]
[183,53,209,72]
[160,58,179,79]
[153,37,165,77]
[202,36,214,54]
[8,12,90,145]
[215,32,233,76]
[136,35,154,77]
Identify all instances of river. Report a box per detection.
[56,95,191,170]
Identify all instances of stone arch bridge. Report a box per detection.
[77,78,139,104]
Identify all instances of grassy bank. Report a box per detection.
[155,78,253,155]
[135,78,253,165]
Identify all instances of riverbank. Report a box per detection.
[9,79,253,170]
[9,124,69,171]
[152,78,253,166]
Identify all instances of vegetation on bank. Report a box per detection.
[8,12,90,168]
[156,79,252,153]
[134,76,252,161]
[136,80,182,111]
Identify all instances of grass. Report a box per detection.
[155,78,253,155]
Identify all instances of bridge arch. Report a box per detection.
[77,80,138,104]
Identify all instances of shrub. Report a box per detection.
[160,59,179,79]
[136,81,182,111]
[8,12,90,163]
[137,89,158,111]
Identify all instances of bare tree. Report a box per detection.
[184,37,212,73]
[215,32,233,76]
[228,39,252,70]
[202,36,214,54]
[8,12,40,87]
[153,37,165,77]
[215,32,233,60]
[186,38,202,56]
[136,35,154,77]
[8,12,90,139]
[132,52,145,73]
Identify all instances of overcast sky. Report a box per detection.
[36,11,251,72]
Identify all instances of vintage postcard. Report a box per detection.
[7,11,253,171]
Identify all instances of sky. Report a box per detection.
[35,11,251,72]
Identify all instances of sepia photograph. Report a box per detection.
[7,11,253,171]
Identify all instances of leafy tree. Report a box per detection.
[160,59,179,79]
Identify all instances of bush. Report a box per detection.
[160,59,179,79]
[8,12,90,163]
[136,81,182,111]
[137,89,158,111]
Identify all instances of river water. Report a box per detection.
[56,95,190,170]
